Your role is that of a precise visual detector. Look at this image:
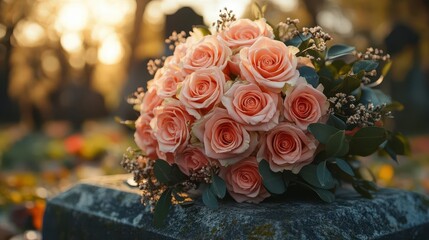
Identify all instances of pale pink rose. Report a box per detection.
[222,81,280,131]
[283,78,329,130]
[175,146,211,175]
[257,122,318,173]
[178,67,225,119]
[134,113,158,159]
[155,69,184,98]
[192,108,258,166]
[218,18,274,49]
[150,99,195,154]
[141,87,163,115]
[156,149,175,164]
[182,35,232,74]
[239,37,300,93]
[220,156,270,203]
[226,53,241,77]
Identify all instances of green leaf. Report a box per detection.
[300,165,333,189]
[170,164,187,184]
[333,158,355,176]
[349,127,387,156]
[326,44,355,60]
[210,175,227,198]
[300,182,335,202]
[327,114,346,130]
[193,25,211,36]
[153,188,172,227]
[316,161,335,188]
[352,60,379,74]
[387,132,410,156]
[307,123,340,144]
[326,131,349,157]
[352,182,374,199]
[286,33,312,47]
[153,160,172,184]
[329,76,361,96]
[360,87,391,106]
[202,187,218,210]
[259,160,286,194]
[298,66,319,88]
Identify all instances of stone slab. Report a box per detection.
[42,174,429,240]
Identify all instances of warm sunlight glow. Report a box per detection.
[60,33,82,53]
[98,35,124,65]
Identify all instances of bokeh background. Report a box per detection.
[1,0,429,239]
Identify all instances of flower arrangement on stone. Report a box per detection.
[120,6,410,227]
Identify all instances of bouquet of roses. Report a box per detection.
[121,6,409,226]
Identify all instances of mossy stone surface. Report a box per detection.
[43,174,429,240]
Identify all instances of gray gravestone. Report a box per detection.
[42,174,429,240]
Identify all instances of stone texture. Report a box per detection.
[43,174,429,240]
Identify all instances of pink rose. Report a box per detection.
[226,53,241,77]
[150,99,195,154]
[220,156,270,203]
[239,37,300,93]
[183,35,232,74]
[257,122,318,173]
[222,81,280,131]
[192,108,258,166]
[218,18,274,49]
[178,67,225,119]
[155,69,184,98]
[283,79,329,130]
[141,87,163,115]
[134,113,158,159]
[175,146,211,175]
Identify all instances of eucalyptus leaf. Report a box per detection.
[326,44,355,60]
[299,181,335,202]
[286,33,312,47]
[326,131,349,157]
[202,188,218,210]
[329,76,361,96]
[316,161,335,188]
[300,165,333,189]
[360,87,391,106]
[334,158,355,176]
[299,66,319,88]
[327,114,347,130]
[153,160,172,184]
[352,60,379,74]
[307,123,340,144]
[210,175,227,198]
[153,188,172,227]
[349,127,387,156]
[259,160,286,194]
[387,132,410,156]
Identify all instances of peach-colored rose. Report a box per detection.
[134,113,158,159]
[178,67,225,119]
[222,81,280,131]
[226,53,241,77]
[192,108,258,166]
[155,69,184,98]
[239,37,300,93]
[183,35,232,74]
[220,156,270,203]
[257,122,318,173]
[175,146,211,175]
[150,99,195,154]
[141,87,163,115]
[218,18,274,50]
[283,78,329,130]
